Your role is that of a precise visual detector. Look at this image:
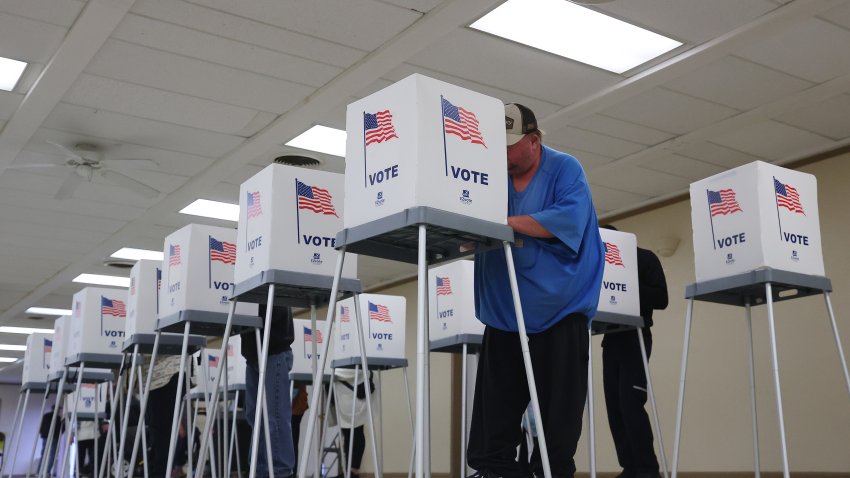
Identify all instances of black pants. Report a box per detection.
[147,373,178,475]
[468,315,589,478]
[341,425,366,470]
[292,413,303,472]
[602,328,658,476]
[77,439,95,475]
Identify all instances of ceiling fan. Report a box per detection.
[17,142,161,200]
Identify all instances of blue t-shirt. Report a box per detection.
[474,145,604,333]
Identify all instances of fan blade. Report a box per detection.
[55,172,83,200]
[46,140,83,160]
[8,163,63,169]
[102,157,160,167]
[100,169,160,199]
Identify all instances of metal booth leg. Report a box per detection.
[744,300,760,477]
[460,344,468,478]
[637,328,668,478]
[351,295,382,478]
[2,389,26,478]
[39,369,68,478]
[298,248,347,478]
[129,331,162,478]
[116,346,141,478]
[671,298,694,478]
[25,388,50,478]
[251,319,277,477]
[415,225,429,478]
[164,322,192,478]
[587,328,596,478]
[764,283,790,478]
[59,361,87,478]
[404,367,414,478]
[823,292,850,400]
[502,241,552,478]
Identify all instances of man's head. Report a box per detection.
[505,103,543,176]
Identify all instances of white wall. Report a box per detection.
[0,383,55,476]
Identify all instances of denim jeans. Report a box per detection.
[245,350,295,478]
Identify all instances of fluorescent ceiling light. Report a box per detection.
[0,56,27,91]
[471,0,682,74]
[111,247,164,261]
[0,326,54,335]
[25,307,72,316]
[285,125,347,157]
[0,344,27,351]
[0,357,19,363]
[179,199,239,222]
[72,273,131,288]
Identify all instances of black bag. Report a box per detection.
[340,372,375,400]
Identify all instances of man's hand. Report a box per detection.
[507,215,554,238]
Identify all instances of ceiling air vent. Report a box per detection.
[274,155,322,168]
[103,259,135,269]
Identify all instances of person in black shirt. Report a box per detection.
[601,225,668,478]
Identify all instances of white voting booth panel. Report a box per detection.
[160,223,258,319]
[65,382,108,417]
[427,260,483,343]
[224,334,247,388]
[66,287,129,360]
[333,294,406,365]
[597,228,640,317]
[235,164,357,283]
[48,316,69,381]
[291,318,332,379]
[22,332,52,386]
[126,259,162,337]
[691,161,824,282]
[344,73,507,229]
[193,348,220,395]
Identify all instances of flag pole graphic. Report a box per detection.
[441,96,449,177]
[707,190,717,250]
[295,179,302,244]
[773,177,784,241]
[208,235,212,289]
[363,112,368,188]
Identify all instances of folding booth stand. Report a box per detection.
[670,269,849,478]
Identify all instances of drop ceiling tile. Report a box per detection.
[0,202,125,235]
[569,115,675,146]
[711,120,833,160]
[86,40,316,114]
[65,75,260,136]
[664,56,813,110]
[0,188,146,222]
[588,164,692,197]
[775,94,850,140]
[43,103,244,159]
[408,29,620,106]
[183,0,421,51]
[595,0,779,44]
[587,184,651,214]
[0,0,83,27]
[113,14,344,89]
[379,0,442,12]
[737,18,850,83]
[0,91,22,121]
[821,1,850,29]
[544,145,616,172]
[545,126,646,159]
[0,12,68,63]
[640,153,726,181]
[600,88,740,135]
[675,141,767,168]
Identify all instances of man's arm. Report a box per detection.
[507,215,554,238]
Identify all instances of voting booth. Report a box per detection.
[690,160,824,282]
[65,382,108,420]
[427,260,483,351]
[291,319,333,382]
[343,73,507,229]
[158,223,258,331]
[22,333,52,389]
[48,316,70,381]
[333,294,407,369]
[65,287,128,364]
[235,164,358,293]
[223,334,247,390]
[125,259,162,339]
[593,228,643,335]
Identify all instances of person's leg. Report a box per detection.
[147,375,178,476]
[291,413,303,473]
[603,334,633,476]
[245,359,267,477]
[618,329,658,477]
[246,351,296,478]
[467,326,531,478]
[349,425,366,472]
[528,315,589,478]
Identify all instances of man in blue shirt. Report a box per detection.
[467,103,604,478]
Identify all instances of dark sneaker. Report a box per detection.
[467,471,501,478]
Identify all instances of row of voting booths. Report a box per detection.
[4,71,847,478]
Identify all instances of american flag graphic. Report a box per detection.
[209,236,236,264]
[296,180,338,217]
[604,242,625,267]
[441,97,486,148]
[364,110,399,146]
[774,178,805,214]
[304,326,324,343]
[247,191,262,219]
[707,189,743,217]
[436,276,453,296]
[169,244,181,266]
[368,301,392,323]
[44,338,53,353]
[339,305,350,323]
[208,355,219,368]
[101,296,126,317]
